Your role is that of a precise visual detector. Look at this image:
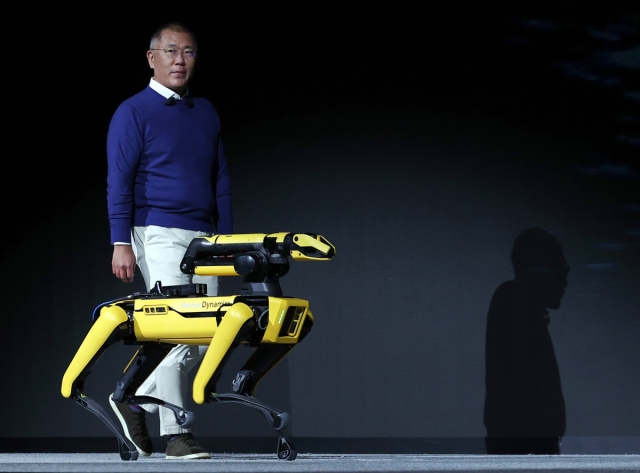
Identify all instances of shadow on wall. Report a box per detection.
[484,227,570,454]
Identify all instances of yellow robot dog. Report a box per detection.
[61,232,335,461]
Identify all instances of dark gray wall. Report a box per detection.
[2,5,638,452]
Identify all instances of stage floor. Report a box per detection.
[1,453,640,473]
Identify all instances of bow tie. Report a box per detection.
[166,97,194,108]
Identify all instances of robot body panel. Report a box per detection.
[261,297,310,344]
[131,295,236,342]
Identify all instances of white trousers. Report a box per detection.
[131,225,218,436]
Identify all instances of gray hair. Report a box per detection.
[150,22,198,50]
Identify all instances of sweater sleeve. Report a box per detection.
[213,137,233,234]
[106,103,144,244]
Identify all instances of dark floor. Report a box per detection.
[2,453,640,473]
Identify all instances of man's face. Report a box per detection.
[147,29,196,96]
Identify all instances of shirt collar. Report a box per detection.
[149,78,189,100]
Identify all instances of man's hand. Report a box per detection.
[112,245,136,283]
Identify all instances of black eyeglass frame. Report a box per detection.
[150,48,197,59]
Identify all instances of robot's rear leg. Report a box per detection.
[113,343,198,428]
[71,390,139,461]
[112,343,174,403]
[127,394,197,429]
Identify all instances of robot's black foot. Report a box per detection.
[277,433,298,461]
[207,392,297,460]
[117,439,139,461]
[71,390,139,461]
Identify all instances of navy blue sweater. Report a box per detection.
[107,86,233,244]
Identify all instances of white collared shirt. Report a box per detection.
[149,77,189,101]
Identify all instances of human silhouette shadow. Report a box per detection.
[484,227,570,454]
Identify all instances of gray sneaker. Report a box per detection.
[108,394,153,456]
[165,433,211,460]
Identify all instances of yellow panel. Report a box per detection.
[193,265,238,277]
[193,302,254,403]
[262,297,309,344]
[61,305,129,397]
[132,296,236,341]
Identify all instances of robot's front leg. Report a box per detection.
[225,344,297,432]
[208,391,291,431]
[232,315,314,397]
[206,394,298,460]
[214,315,314,461]
[192,301,256,404]
[231,345,295,397]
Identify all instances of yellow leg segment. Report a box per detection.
[193,302,254,404]
[61,305,129,398]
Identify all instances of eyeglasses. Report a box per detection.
[151,48,197,59]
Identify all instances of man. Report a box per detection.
[484,227,569,455]
[107,21,233,460]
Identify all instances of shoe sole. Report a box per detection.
[166,453,211,460]
[108,394,152,457]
